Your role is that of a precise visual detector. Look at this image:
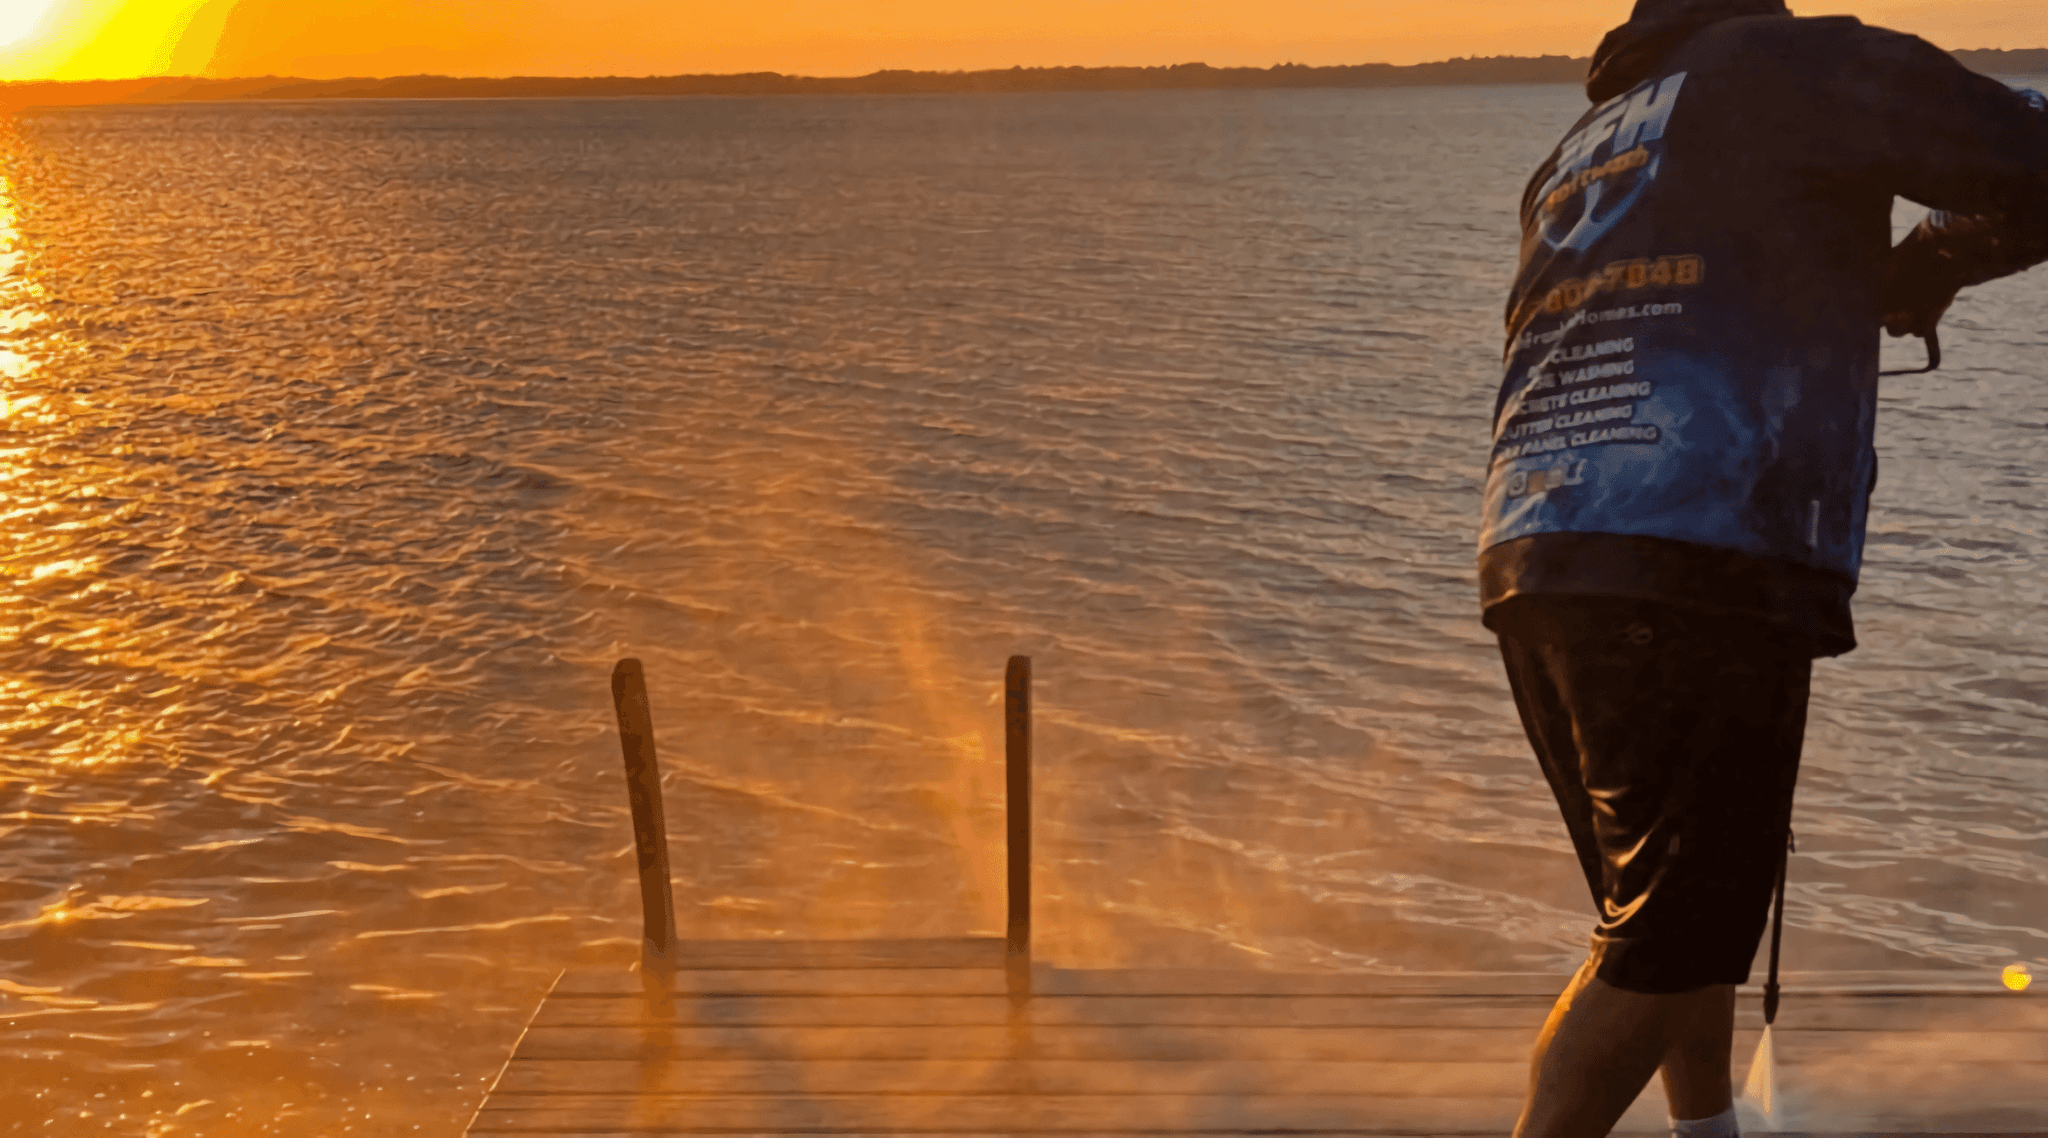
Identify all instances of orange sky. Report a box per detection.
[0,1,2043,82]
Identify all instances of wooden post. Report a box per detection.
[611,658,678,973]
[1005,655,1032,998]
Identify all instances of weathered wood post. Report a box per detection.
[611,658,678,973]
[1005,655,1032,999]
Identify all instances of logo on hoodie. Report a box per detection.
[1536,72,1688,254]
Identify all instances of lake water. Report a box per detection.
[0,83,2043,1134]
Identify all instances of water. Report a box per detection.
[0,83,2042,1134]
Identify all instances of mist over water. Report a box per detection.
[0,83,2042,1133]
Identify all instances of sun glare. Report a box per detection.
[0,0,59,50]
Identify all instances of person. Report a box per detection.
[1477,2,2048,1136]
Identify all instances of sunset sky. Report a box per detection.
[0,0,2043,83]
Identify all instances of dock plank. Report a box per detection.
[488,1058,1530,1097]
[471,1089,2048,1134]
[510,1023,1540,1062]
[1035,969,2027,998]
[468,1091,1544,1132]
[553,969,1009,997]
[487,1055,2048,1103]
[509,1023,2048,1064]
[473,1088,2048,1134]
[529,994,1020,1029]
[649,938,1005,971]
[572,966,2029,999]
[526,992,2048,1031]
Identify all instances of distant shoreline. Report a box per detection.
[4,48,2046,109]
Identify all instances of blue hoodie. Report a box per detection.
[1477,0,2048,655]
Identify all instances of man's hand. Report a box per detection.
[1881,288,1954,339]
[1879,225,1962,339]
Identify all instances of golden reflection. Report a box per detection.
[16,991,95,1008]
[327,860,410,873]
[0,892,209,931]
[347,983,438,1000]
[2003,962,2033,992]
[0,173,52,410]
[411,882,507,899]
[26,555,98,580]
[0,179,31,281]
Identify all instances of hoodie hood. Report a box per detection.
[1587,0,1791,101]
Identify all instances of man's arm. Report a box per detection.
[1792,20,2048,335]
[1876,85,2048,337]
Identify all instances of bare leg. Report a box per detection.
[1658,983,1735,1121]
[1512,959,1736,1138]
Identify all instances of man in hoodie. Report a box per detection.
[1481,2,2048,1136]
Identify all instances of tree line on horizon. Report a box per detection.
[2,48,2045,108]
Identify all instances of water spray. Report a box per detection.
[1741,828,1793,1125]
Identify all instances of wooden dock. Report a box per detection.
[466,944,2045,1135]
[468,659,2048,1135]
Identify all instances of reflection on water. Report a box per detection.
[0,87,2041,1133]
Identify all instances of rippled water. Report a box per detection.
[0,83,2044,1134]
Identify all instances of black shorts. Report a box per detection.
[1493,594,1810,994]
